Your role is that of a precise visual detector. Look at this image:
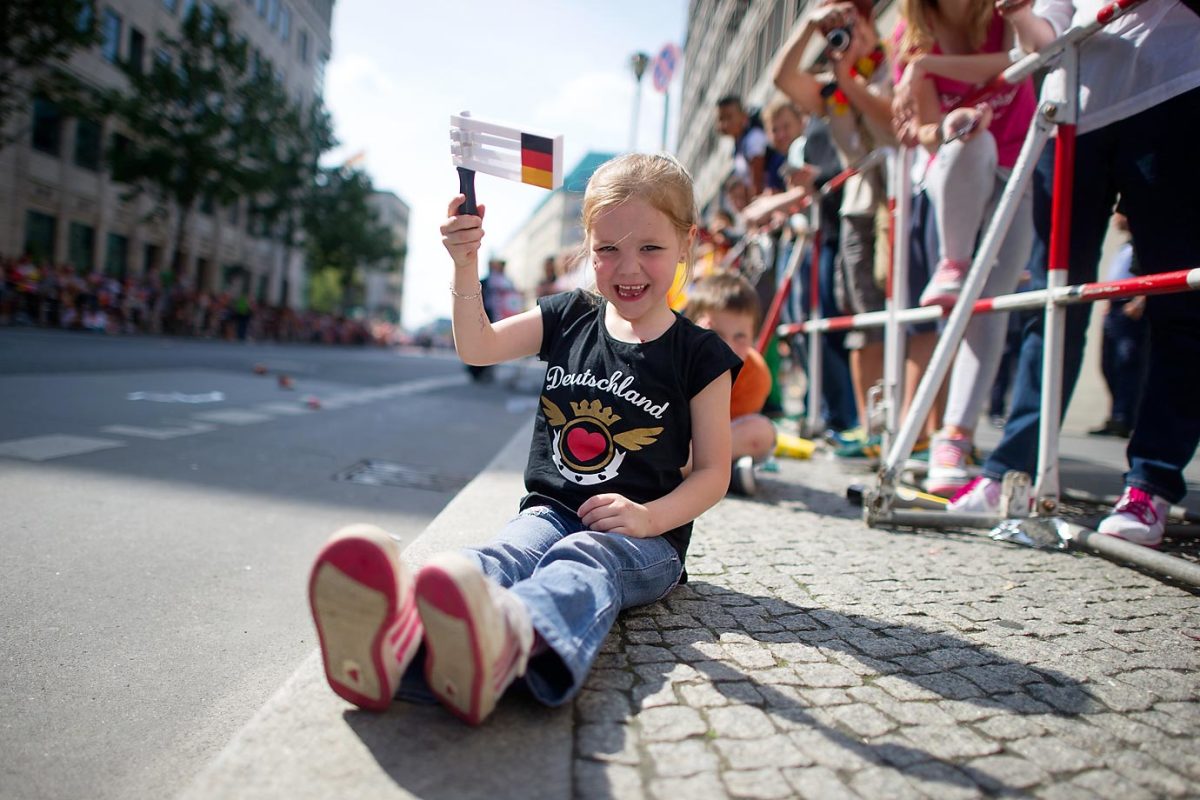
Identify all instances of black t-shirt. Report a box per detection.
[521,289,742,565]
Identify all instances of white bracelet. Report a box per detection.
[449,282,483,300]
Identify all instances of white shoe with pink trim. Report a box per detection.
[919,259,970,308]
[308,524,424,712]
[1097,487,1168,548]
[415,552,534,726]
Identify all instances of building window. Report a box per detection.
[163,0,178,13]
[77,3,95,32]
[101,8,122,63]
[109,132,133,177]
[257,0,267,18]
[315,52,328,94]
[280,6,290,42]
[74,118,103,170]
[143,243,161,273]
[31,95,63,155]
[25,211,58,262]
[268,0,280,30]
[128,28,146,74]
[105,233,130,278]
[69,222,96,272]
[298,29,309,63]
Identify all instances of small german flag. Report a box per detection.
[521,133,555,189]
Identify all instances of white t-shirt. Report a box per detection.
[1032,0,1200,134]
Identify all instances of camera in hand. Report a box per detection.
[825,26,852,52]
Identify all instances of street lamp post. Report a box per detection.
[629,51,650,152]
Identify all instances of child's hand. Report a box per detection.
[440,195,487,270]
[578,493,656,538]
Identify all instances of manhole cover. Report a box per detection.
[335,460,470,493]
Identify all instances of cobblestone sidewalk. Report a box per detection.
[573,455,1200,799]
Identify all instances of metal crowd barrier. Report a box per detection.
[764,0,1200,585]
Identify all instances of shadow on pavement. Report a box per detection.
[577,580,1099,798]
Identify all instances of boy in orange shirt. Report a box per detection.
[685,273,777,495]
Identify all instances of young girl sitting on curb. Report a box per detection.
[307,154,741,725]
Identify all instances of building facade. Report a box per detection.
[0,0,334,308]
[676,0,897,215]
[501,152,616,299]
[363,189,409,325]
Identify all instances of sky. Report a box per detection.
[322,1,689,330]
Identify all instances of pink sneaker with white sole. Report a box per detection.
[415,552,533,726]
[308,524,423,711]
[920,259,970,308]
[1097,486,1167,548]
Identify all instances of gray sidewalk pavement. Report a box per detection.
[183,426,1200,800]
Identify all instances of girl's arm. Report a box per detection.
[1001,0,1068,52]
[440,195,543,365]
[773,16,832,116]
[577,371,733,537]
[905,51,1014,86]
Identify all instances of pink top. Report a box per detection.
[892,15,1036,168]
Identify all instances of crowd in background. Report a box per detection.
[0,254,388,346]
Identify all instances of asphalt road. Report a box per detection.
[0,328,540,800]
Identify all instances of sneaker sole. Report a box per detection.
[308,525,415,712]
[416,559,498,726]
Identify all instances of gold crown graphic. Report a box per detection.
[570,399,621,426]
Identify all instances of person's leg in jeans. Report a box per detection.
[976,135,1117,483]
[412,506,682,708]
[818,236,859,432]
[1109,87,1200,513]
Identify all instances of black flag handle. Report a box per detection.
[456,166,477,215]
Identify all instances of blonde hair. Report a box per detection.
[579,153,699,284]
[761,95,804,130]
[898,0,993,62]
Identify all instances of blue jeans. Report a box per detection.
[982,87,1200,502]
[1100,304,1148,427]
[794,236,859,432]
[400,505,682,707]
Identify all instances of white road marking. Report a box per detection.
[192,410,274,425]
[101,423,217,440]
[255,402,311,415]
[0,435,125,461]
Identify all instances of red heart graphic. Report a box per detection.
[566,427,606,462]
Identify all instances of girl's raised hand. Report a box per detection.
[440,195,486,270]
[578,493,656,538]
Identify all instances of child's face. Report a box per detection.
[694,308,755,361]
[716,105,746,138]
[590,198,690,325]
[768,109,805,154]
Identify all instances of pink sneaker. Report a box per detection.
[308,524,423,712]
[947,475,1002,514]
[1097,487,1167,548]
[927,433,973,497]
[416,553,534,726]
[919,259,970,308]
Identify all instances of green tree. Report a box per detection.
[303,165,397,311]
[243,81,336,306]
[102,5,272,278]
[0,0,99,146]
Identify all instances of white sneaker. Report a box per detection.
[308,525,423,712]
[415,553,534,725]
[926,434,972,497]
[947,476,1002,514]
[1097,487,1167,548]
[729,455,757,496]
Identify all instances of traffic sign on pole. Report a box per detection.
[651,42,680,94]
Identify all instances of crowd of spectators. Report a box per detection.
[0,253,388,347]
[666,0,1198,546]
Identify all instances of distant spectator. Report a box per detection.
[716,95,775,197]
